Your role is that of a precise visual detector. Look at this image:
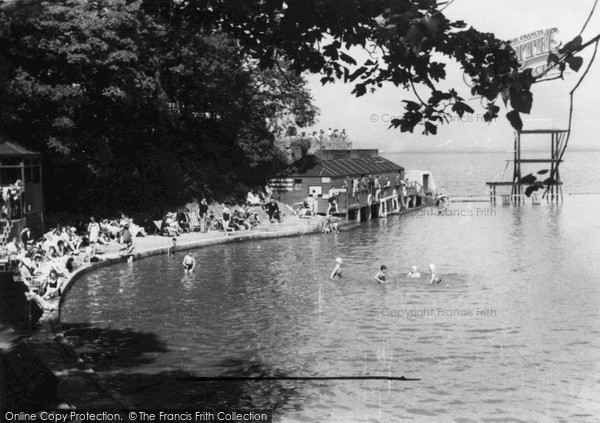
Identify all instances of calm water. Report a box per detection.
[62,151,600,422]
[385,149,600,196]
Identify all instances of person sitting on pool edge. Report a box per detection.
[374,265,387,283]
[407,266,421,278]
[429,264,442,284]
[182,253,196,273]
[42,269,62,300]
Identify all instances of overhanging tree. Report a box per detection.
[176,0,597,134]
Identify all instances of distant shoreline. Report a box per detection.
[381,148,600,154]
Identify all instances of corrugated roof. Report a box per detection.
[288,152,403,178]
[0,140,41,157]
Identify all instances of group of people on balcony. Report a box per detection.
[294,173,416,218]
[347,173,417,210]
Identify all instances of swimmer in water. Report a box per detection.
[374,265,387,283]
[330,257,343,279]
[407,266,421,278]
[182,254,196,273]
[168,237,177,256]
[429,264,442,284]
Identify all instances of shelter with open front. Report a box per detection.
[0,138,44,240]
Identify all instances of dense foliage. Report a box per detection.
[0,0,317,214]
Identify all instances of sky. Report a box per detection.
[303,0,600,153]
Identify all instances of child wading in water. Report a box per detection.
[168,237,177,256]
[182,254,196,273]
[407,266,421,278]
[330,257,343,279]
[374,265,387,283]
[429,264,442,284]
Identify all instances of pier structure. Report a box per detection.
[270,149,435,221]
[486,129,566,204]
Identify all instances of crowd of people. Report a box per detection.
[157,192,282,238]
[10,188,293,314]
[305,128,351,152]
[12,213,146,310]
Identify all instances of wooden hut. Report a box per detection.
[269,149,409,219]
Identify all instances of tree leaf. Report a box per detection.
[348,66,367,82]
[402,100,421,111]
[525,183,543,197]
[428,62,446,82]
[506,110,523,131]
[452,101,474,118]
[560,35,582,53]
[340,52,357,65]
[509,90,532,114]
[424,121,437,135]
[566,55,583,72]
[351,83,366,97]
[546,52,559,65]
[519,173,537,184]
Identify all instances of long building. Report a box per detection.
[269,149,433,221]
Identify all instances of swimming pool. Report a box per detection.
[61,192,600,421]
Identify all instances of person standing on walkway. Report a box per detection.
[374,175,381,201]
[400,179,408,211]
[222,204,232,232]
[310,189,319,214]
[119,224,133,256]
[327,189,339,215]
[199,198,209,233]
[88,216,102,245]
[368,174,375,195]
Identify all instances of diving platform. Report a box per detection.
[487,129,567,204]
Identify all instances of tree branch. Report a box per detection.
[534,32,600,82]
[409,79,427,106]
[543,40,599,198]
[580,0,598,35]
